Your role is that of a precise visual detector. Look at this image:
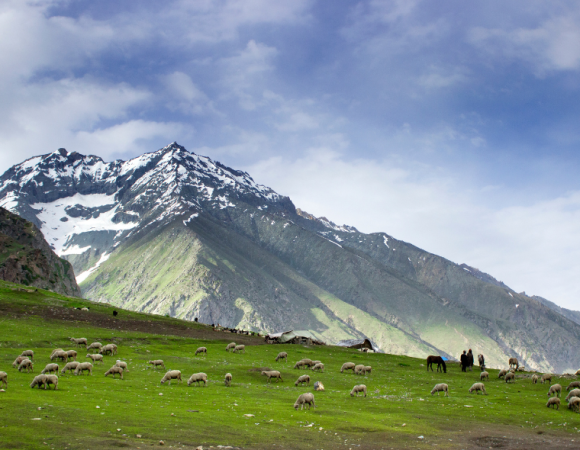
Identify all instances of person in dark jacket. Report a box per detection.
[460,350,467,372]
[467,349,474,371]
[478,354,485,370]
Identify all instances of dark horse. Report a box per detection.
[426,355,447,373]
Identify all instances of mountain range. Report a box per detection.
[1,142,579,373]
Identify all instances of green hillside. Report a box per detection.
[1,280,579,449]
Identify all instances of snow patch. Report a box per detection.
[76,252,111,284]
[60,245,91,256]
[183,213,199,226]
[383,236,390,248]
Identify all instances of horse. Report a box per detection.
[509,357,519,370]
[426,355,447,373]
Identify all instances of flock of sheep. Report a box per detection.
[427,355,580,414]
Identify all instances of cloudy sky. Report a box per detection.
[2,0,580,309]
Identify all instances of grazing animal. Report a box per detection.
[480,371,489,381]
[233,345,245,354]
[0,371,7,388]
[341,362,356,373]
[546,397,561,409]
[426,355,447,373]
[148,360,165,370]
[261,370,283,383]
[104,366,124,379]
[469,383,487,395]
[548,384,562,398]
[431,383,449,397]
[505,373,515,383]
[195,347,207,356]
[508,357,519,370]
[295,375,310,386]
[566,381,580,391]
[74,362,93,375]
[225,373,232,387]
[294,393,316,410]
[160,370,182,385]
[70,338,87,347]
[226,342,236,352]
[350,385,367,397]
[532,374,539,384]
[187,373,207,387]
[567,397,580,412]
[20,350,34,360]
[541,374,553,384]
[498,369,508,379]
[276,352,288,362]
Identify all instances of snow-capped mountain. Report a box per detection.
[3,143,580,373]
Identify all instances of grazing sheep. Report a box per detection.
[20,350,34,360]
[505,373,515,383]
[160,370,182,385]
[226,342,236,352]
[568,397,580,412]
[99,344,118,356]
[51,351,68,363]
[86,354,103,364]
[341,362,356,373]
[498,369,508,379]
[363,366,372,375]
[294,393,316,410]
[70,338,87,347]
[50,349,64,359]
[546,397,561,409]
[225,373,232,387]
[354,364,366,375]
[567,381,580,391]
[295,375,310,386]
[312,363,324,373]
[30,374,47,389]
[61,362,79,375]
[105,366,124,379]
[18,360,34,373]
[300,359,314,367]
[74,362,93,376]
[275,352,288,362]
[548,384,562,398]
[45,375,58,390]
[509,368,516,374]
[294,360,307,369]
[469,383,487,395]
[115,361,128,372]
[66,350,77,361]
[312,360,321,365]
[262,370,283,383]
[430,383,449,397]
[565,389,580,402]
[350,385,367,397]
[541,374,553,384]
[41,364,59,375]
[532,374,539,384]
[148,360,165,370]
[187,372,208,387]
[0,371,7,388]
[195,347,207,356]
[12,356,28,368]
[480,371,489,381]
[233,345,245,354]
[86,342,102,353]
[509,357,519,370]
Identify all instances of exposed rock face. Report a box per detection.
[0,207,80,296]
[1,142,579,372]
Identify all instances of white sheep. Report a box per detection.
[531,374,539,384]
[498,369,508,379]
[300,359,314,367]
[50,348,64,359]
[505,373,515,383]
[0,371,7,388]
[12,356,28,368]
[86,342,102,353]
[566,381,580,391]
[195,347,207,356]
[363,366,372,375]
[225,373,232,387]
[469,383,487,395]
[541,374,553,384]
[546,397,561,409]
[51,351,68,363]
[81,307,89,311]
[18,359,34,373]
[187,372,208,387]
[99,344,118,356]
[350,385,367,397]
[20,350,34,360]
[66,350,77,361]
[275,352,288,362]
[30,374,47,389]
[45,374,58,390]
[41,364,59,375]
[548,384,562,398]
[161,370,182,385]
[354,364,366,375]
[568,397,580,412]
[226,342,236,352]
[262,370,283,383]
[233,345,245,354]
[565,389,580,402]
[61,362,79,375]
[430,383,449,397]
[311,363,324,373]
[295,375,310,386]
[70,338,87,347]
[115,361,128,372]
[74,362,93,375]
[480,371,489,381]
[148,360,165,370]
[294,360,307,369]
[86,353,104,364]
[105,366,124,379]
[294,393,316,410]
[341,362,355,373]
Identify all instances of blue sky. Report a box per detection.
[2,0,580,309]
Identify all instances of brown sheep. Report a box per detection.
[566,381,580,391]
[505,373,515,383]
[105,366,124,379]
[276,352,288,362]
[541,374,553,384]
[18,360,34,373]
[546,397,561,409]
[509,357,519,369]
[66,350,78,361]
[547,384,562,398]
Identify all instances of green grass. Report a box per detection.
[1,280,579,449]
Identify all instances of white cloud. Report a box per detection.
[162,71,212,115]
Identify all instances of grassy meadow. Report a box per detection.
[1,280,579,449]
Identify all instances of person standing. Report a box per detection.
[460,350,467,372]
[467,349,474,371]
